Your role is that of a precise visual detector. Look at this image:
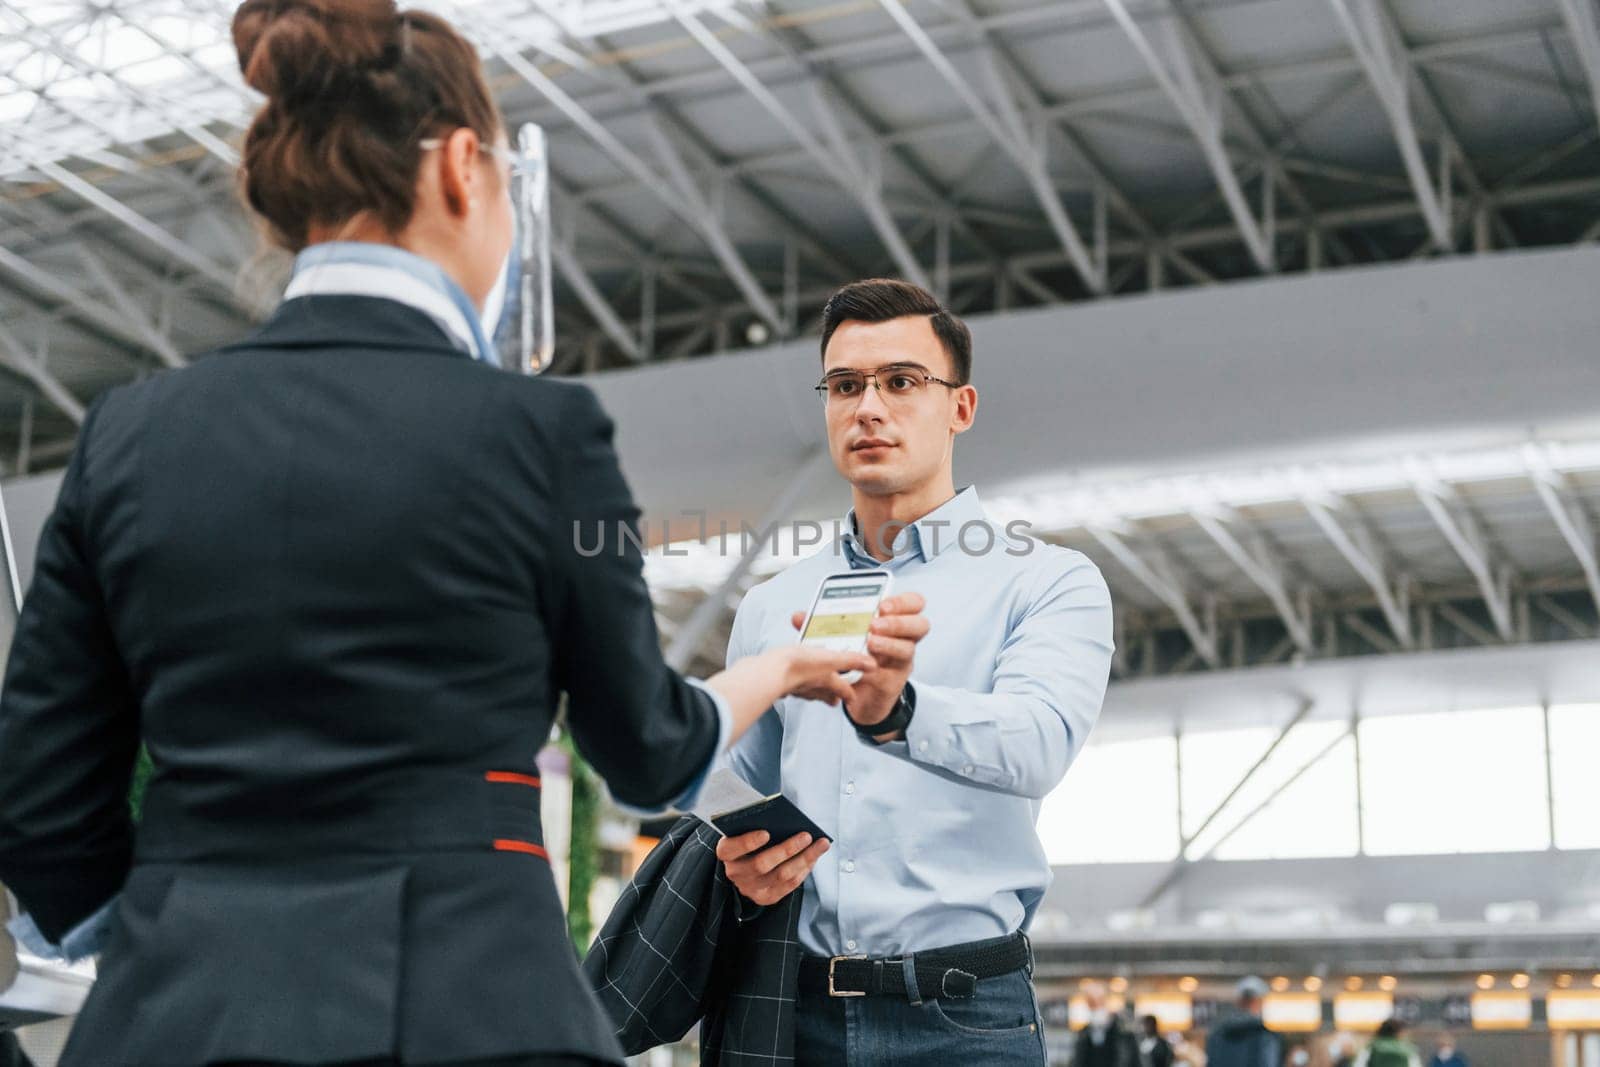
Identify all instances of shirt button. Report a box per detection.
[843,860,856,873]
[963,764,974,775]
[918,740,929,753]
[844,781,856,796]
[846,939,858,951]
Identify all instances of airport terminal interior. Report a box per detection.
[2,0,1599,1064]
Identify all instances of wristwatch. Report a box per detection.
[851,681,916,742]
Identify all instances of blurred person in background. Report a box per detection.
[1284,1039,1310,1067]
[1426,1033,1467,1067]
[1139,1013,1175,1067]
[0,0,874,1064]
[1204,976,1282,1067]
[1355,1020,1422,1067]
[1170,1030,1207,1067]
[1329,1034,1358,1067]
[1071,982,1139,1067]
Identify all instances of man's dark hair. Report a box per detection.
[819,278,973,385]
[1376,1019,1404,1039]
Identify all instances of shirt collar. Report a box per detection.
[841,486,986,566]
[283,242,495,365]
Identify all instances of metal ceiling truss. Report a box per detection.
[878,0,1106,294]
[639,438,1600,685]
[1325,0,1453,251]
[4,0,1600,450]
[0,318,85,426]
[541,171,1600,354]
[1557,0,1600,133]
[670,0,933,291]
[1100,0,1276,273]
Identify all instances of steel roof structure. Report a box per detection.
[4,0,1600,470]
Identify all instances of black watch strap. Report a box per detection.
[851,681,916,742]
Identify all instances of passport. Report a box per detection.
[695,769,831,844]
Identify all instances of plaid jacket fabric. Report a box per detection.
[583,816,805,1066]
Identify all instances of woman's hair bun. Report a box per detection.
[231,0,501,251]
[232,0,402,103]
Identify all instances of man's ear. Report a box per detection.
[951,385,978,435]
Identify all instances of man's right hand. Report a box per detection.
[716,829,829,907]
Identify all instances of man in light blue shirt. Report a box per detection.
[715,278,1115,1065]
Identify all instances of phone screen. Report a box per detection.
[800,574,889,653]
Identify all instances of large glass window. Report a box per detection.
[1041,704,1581,868]
[1180,722,1359,861]
[1040,736,1179,864]
[1549,704,1600,850]
[1358,706,1550,855]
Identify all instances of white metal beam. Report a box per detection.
[19,154,242,308]
[1099,0,1275,272]
[514,8,1556,165]
[1297,481,1414,649]
[0,5,240,169]
[949,2,1215,290]
[1325,0,1454,250]
[0,244,184,367]
[1556,0,1600,139]
[1088,524,1220,668]
[73,247,188,369]
[735,1,1022,289]
[550,238,643,362]
[876,0,1108,294]
[671,2,932,291]
[548,172,1600,344]
[1408,463,1515,641]
[1524,444,1600,617]
[1190,504,1315,655]
[477,36,787,333]
[1194,722,1352,861]
[1139,698,1315,905]
[0,321,86,426]
[549,177,723,312]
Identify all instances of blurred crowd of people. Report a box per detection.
[1065,977,1471,1067]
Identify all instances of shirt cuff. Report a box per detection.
[675,677,733,808]
[8,895,118,963]
[900,680,1012,789]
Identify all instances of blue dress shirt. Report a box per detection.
[719,486,1114,957]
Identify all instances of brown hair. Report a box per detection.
[231,0,501,251]
[819,278,973,385]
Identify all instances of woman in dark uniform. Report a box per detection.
[0,1,873,1063]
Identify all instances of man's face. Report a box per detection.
[820,315,975,497]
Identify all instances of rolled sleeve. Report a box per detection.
[897,557,1114,798]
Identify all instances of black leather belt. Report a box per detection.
[798,932,1031,1000]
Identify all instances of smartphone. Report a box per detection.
[796,570,892,684]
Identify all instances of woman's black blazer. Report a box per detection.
[0,294,722,1065]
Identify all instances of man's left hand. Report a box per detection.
[789,592,929,741]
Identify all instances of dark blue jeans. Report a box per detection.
[795,966,1046,1066]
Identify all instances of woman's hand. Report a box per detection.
[776,646,875,706]
[704,646,874,748]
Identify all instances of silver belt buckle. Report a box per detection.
[828,954,868,997]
